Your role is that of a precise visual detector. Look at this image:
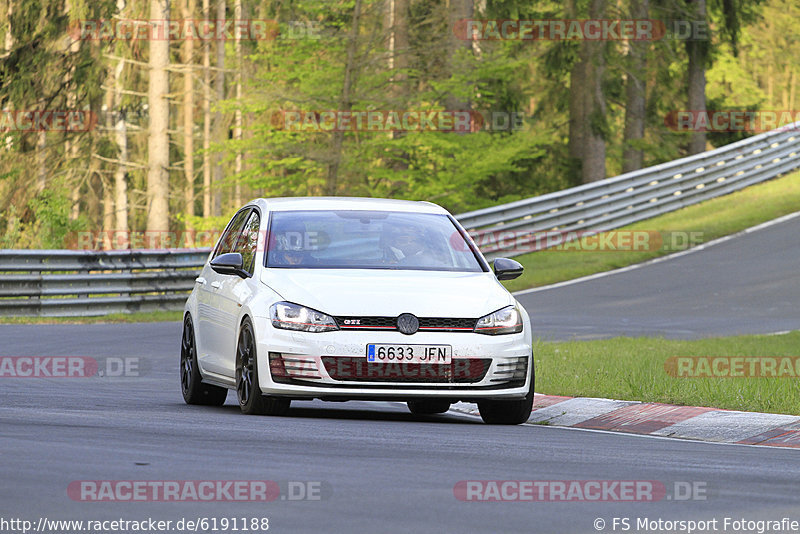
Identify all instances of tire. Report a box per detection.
[477,360,535,425]
[407,400,451,415]
[180,315,228,406]
[236,318,291,416]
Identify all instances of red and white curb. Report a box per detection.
[451,394,800,448]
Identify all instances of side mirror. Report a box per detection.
[210,252,248,278]
[493,257,524,280]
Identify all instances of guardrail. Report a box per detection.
[458,122,800,258]
[0,250,209,317]
[2,122,799,316]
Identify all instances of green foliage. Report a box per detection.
[0,205,23,248]
[26,186,86,249]
[223,0,566,214]
[1,187,86,249]
[0,0,798,247]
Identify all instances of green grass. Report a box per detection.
[0,310,183,324]
[535,331,800,415]
[502,170,800,292]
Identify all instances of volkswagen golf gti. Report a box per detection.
[180,197,534,424]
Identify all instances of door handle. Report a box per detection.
[196,277,207,285]
[210,281,221,289]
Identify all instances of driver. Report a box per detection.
[385,224,436,266]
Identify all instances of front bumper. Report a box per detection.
[252,316,532,401]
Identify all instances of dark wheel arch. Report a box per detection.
[180,313,228,406]
[235,316,290,416]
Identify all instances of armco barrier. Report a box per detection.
[0,249,209,317]
[457,122,800,258]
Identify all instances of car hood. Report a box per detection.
[260,269,513,318]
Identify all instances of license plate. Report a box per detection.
[366,344,452,364]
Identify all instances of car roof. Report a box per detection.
[248,196,449,215]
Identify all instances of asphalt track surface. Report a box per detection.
[2,215,799,533]
[517,213,800,340]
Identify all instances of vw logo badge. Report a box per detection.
[396,313,419,335]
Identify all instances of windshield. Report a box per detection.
[265,210,485,272]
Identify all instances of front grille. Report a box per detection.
[334,316,477,332]
[321,357,491,383]
[335,316,396,330]
[419,317,476,331]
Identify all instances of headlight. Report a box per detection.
[474,305,523,335]
[270,302,339,333]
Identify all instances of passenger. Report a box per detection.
[272,227,308,266]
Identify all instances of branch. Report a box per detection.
[92,153,147,169]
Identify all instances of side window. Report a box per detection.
[213,209,250,259]
[234,211,261,275]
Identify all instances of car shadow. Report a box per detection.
[286,405,481,424]
[183,399,482,424]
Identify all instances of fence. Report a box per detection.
[0,250,209,317]
[2,122,799,316]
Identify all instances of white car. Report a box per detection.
[180,197,534,424]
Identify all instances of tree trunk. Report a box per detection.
[87,169,103,229]
[622,0,648,173]
[113,99,129,233]
[146,0,171,233]
[212,0,226,216]
[568,59,584,181]
[385,0,409,155]
[385,0,409,98]
[3,0,11,53]
[570,0,607,183]
[445,0,473,112]
[102,176,115,246]
[567,0,584,183]
[233,0,243,206]
[781,64,790,109]
[36,130,46,191]
[686,0,707,155]
[2,1,12,151]
[326,0,362,196]
[103,69,116,240]
[182,0,196,227]
[202,0,212,217]
[767,63,774,106]
[471,0,486,56]
[64,0,81,206]
[113,0,129,234]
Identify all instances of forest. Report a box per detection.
[0,0,796,248]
